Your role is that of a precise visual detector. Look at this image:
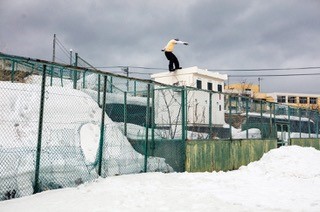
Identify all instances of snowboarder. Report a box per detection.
[162,38,188,72]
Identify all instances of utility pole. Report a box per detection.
[258,77,263,92]
[69,49,73,79]
[52,34,56,62]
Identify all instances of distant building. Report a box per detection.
[267,92,320,111]
[225,83,320,112]
[151,66,228,127]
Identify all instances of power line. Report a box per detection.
[80,65,320,78]
[110,71,152,75]
[55,37,70,56]
[90,65,320,77]
[229,72,320,78]
[55,41,70,59]
[126,66,165,70]
[93,65,320,73]
[95,65,165,71]
[210,66,320,72]
[106,70,320,78]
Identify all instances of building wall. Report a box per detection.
[187,90,224,125]
[152,67,227,127]
[153,86,225,128]
[267,93,320,111]
[225,83,320,112]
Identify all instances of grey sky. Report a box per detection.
[1,0,320,93]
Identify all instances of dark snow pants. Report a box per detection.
[165,51,180,72]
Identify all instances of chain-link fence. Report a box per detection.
[0,52,319,200]
[223,92,319,144]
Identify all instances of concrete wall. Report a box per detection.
[185,139,277,172]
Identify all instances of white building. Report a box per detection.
[151,66,228,129]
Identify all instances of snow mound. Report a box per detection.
[0,81,173,200]
[241,145,320,179]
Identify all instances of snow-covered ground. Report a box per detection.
[1,145,320,212]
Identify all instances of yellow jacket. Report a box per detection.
[163,39,188,52]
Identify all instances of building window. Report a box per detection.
[196,80,202,89]
[277,96,286,103]
[219,105,221,111]
[288,96,296,103]
[217,84,222,92]
[207,82,213,90]
[310,97,317,104]
[299,97,307,104]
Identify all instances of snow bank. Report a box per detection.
[242,145,320,179]
[0,81,172,200]
[1,146,320,211]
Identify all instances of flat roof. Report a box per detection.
[151,66,228,81]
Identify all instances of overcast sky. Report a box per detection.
[1,0,320,94]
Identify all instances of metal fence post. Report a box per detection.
[11,60,15,82]
[50,66,54,86]
[288,106,291,144]
[73,53,78,89]
[209,92,212,139]
[34,65,47,193]
[98,76,107,176]
[316,111,319,139]
[151,83,155,155]
[228,95,232,140]
[110,76,113,93]
[59,68,64,87]
[82,70,86,89]
[97,74,101,107]
[134,81,137,96]
[246,98,249,139]
[124,91,127,136]
[273,103,277,140]
[299,108,302,139]
[182,86,187,141]
[185,87,188,140]
[144,84,151,172]
[260,100,263,138]
[235,96,238,114]
[181,86,187,172]
[308,111,311,138]
[269,102,272,138]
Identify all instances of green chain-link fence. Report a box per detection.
[0,52,319,201]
